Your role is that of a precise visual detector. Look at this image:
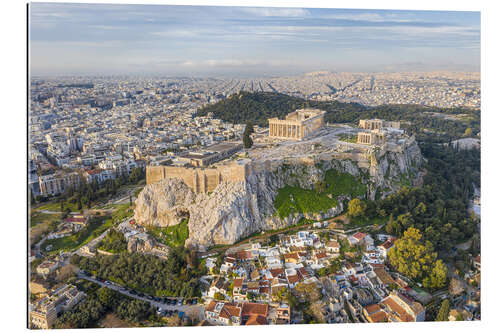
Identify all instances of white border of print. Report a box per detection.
[1,1,498,333]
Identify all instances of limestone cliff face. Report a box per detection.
[134,178,196,227]
[134,140,422,250]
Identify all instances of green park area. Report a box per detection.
[147,219,189,248]
[42,215,112,254]
[34,201,79,213]
[274,169,367,219]
[30,211,62,227]
[41,203,134,254]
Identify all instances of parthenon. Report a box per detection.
[268,108,326,140]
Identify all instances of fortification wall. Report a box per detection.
[146,163,248,193]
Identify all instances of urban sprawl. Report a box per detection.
[29,72,480,328]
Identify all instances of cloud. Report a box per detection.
[240,7,310,17]
[320,12,410,22]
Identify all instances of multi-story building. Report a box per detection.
[38,172,80,195]
[30,284,86,329]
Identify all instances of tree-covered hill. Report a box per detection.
[195,91,480,142]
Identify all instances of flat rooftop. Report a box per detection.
[206,142,242,153]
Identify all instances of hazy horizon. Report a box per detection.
[30,3,480,76]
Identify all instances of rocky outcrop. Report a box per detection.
[134,138,422,250]
[127,235,155,253]
[134,178,195,227]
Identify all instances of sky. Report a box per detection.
[29,2,480,77]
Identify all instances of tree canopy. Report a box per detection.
[71,247,206,298]
[388,227,446,288]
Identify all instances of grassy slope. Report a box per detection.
[147,219,189,248]
[274,170,367,219]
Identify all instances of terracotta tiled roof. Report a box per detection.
[315,252,328,259]
[233,278,243,288]
[219,304,241,319]
[368,309,388,323]
[270,268,284,278]
[237,251,254,260]
[245,315,267,325]
[283,253,300,261]
[241,302,269,317]
[365,304,382,314]
[205,300,217,312]
[353,232,367,240]
[259,287,270,294]
[374,268,396,285]
[382,297,414,322]
[327,241,340,248]
[297,267,310,279]
[380,239,395,249]
[287,274,299,284]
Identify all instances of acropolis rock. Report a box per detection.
[134,123,423,250]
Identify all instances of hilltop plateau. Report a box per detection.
[135,124,423,250]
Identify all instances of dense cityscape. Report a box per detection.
[29,71,481,328]
[29,71,480,199]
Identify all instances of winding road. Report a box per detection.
[76,272,203,314]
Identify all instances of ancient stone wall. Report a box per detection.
[146,162,248,193]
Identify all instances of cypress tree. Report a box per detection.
[436,299,450,321]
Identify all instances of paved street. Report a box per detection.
[76,272,203,314]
